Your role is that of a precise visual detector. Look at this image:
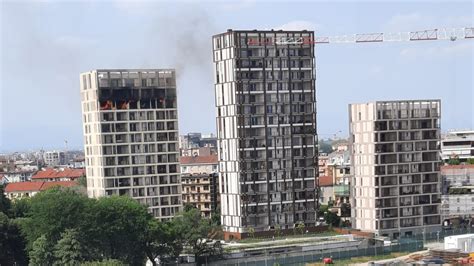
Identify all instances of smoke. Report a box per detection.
[146,5,217,78]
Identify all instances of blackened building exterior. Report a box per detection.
[213,30,318,239]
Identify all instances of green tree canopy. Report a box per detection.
[0,185,11,214]
[53,229,84,266]
[172,207,222,265]
[19,188,92,247]
[0,212,29,265]
[84,196,152,265]
[29,235,54,266]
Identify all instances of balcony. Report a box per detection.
[400,218,422,228]
[423,205,439,215]
[380,220,398,229]
[334,185,350,196]
[382,209,398,219]
[400,186,421,196]
[380,187,398,197]
[401,207,421,217]
[376,198,398,208]
[381,176,398,186]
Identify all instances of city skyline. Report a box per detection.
[1,1,473,152]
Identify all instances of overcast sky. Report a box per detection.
[0,0,473,152]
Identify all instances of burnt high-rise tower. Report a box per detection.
[213,30,318,239]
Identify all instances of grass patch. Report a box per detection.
[306,252,411,266]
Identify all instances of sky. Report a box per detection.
[0,0,473,152]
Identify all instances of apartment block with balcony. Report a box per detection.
[80,69,182,220]
[327,150,351,218]
[213,30,318,239]
[440,165,474,222]
[349,100,442,239]
[441,131,474,162]
[180,154,220,218]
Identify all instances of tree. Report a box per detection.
[211,205,221,226]
[84,196,152,265]
[248,226,255,238]
[77,176,87,188]
[324,210,341,227]
[0,185,11,214]
[144,219,181,266]
[19,188,91,248]
[29,235,54,266]
[467,158,474,165]
[10,197,31,218]
[295,221,305,235]
[340,203,351,218]
[274,224,282,238]
[173,207,222,265]
[0,212,29,265]
[319,140,334,154]
[448,155,461,165]
[54,229,84,266]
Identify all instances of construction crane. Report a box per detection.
[314,27,474,44]
[311,26,473,220]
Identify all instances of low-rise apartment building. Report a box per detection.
[5,181,78,199]
[31,168,85,182]
[180,155,219,218]
[441,131,474,162]
[441,165,474,221]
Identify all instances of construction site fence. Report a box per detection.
[209,240,423,266]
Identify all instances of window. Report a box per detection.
[267,105,273,113]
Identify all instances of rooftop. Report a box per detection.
[319,176,333,187]
[31,168,85,180]
[180,155,218,165]
[441,164,474,170]
[5,181,78,192]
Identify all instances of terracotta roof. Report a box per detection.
[5,181,78,193]
[441,164,474,170]
[32,168,85,180]
[40,181,78,190]
[318,176,334,187]
[5,182,44,192]
[180,155,218,165]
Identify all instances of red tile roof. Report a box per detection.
[180,155,218,165]
[318,176,334,187]
[32,168,85,180]
[40,181,78,190]
[441,164,474,170]
[5,181,78,193]
[5,182,44,192]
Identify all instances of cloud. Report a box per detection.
[273,20,322,31]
